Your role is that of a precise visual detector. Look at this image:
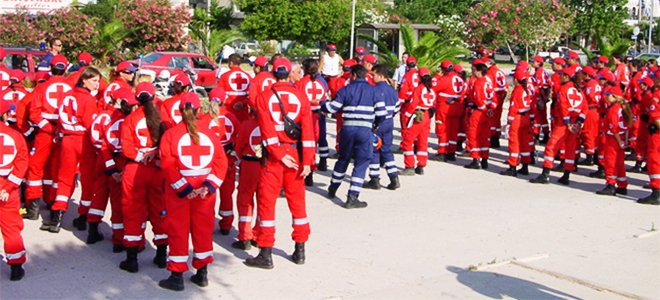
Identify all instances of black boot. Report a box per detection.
[446,153,456,161]
[596,184,616,196]
[480,158,489,170]
[232,240,252,250]
[153,245,167,268]
[344,194,368,209]
[578,154,594,166]
[219,228,230,235]
[363,177,381,190]
[499,166,517,177]
[327,185,338,199]
[589,165,605,179]
[638,189,660,205]
[317,158,328,172]
[39,209,55,231]
[434,153,446,162]
[48,210,64,233]
[23,199,40,220]
[190,266,208,287]
[291,242,305,265]
[159,271,184,291]
[625,150,636,161]
[557,171,570,186]
[414,166,424,175]
[518,164,529,176]
[386,176,400,190]
[490,136,500,148]
[400,168,415,176]
[628,161,643,173]
[456,141,464,152]
[530,168,550,184]
[615,187,628,195]
[304,173,313,187]
[541,134,549,145]
[86,222,104,244]
[10,264,24,281]
[72,214,87,231]
[551,161,564,172]
[464,159,481,169]
[113,244,125,253]
[245,247,274,269]
[119,247,139,273]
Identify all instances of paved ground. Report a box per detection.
[2,117,660,300]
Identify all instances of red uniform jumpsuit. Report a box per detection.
[506,84,534,167]
[100,78,131,106]
[628,71,645,150]
[433,71,465,155]
[542,82,588,172]
[248,71,276,107]
[1,84,33,138]
[160,121,227,273]
[87,109,127,246]
[603,102,628,188]
[402,84,435,168]
[120,107,168,248]
[0,66,10,92]
[581,78,602,156]
[398,68,420,129]
[26,76,73,204]
[486,65,508,138]
[160,93,184,129]
[532,67,550,136]
[549,72,566,159]
[635,89,654,163]
[218,67,252,121]
[296,74,329,161]
[467,77,496,159]
[254,81,314,248]
[614,63,630,89]
[646,90,660,189]
[459,76,476,145]
[208,109,240,232]
[87,106,113,222]
[0,122,28,265]
[234,117,261,242]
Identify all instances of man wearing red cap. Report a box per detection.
[320,44,343,80]
[160,70,192,129]
[531,67,588,185]
[245,57,314,269]
[355,46,367,64]
[578,66,602,166]
[248,56,275,107]
[218,53,252,121]
[362,54,377,85]
[0,100,28,281]
[398,56,419,129]
[23,55,73,221]
[464,61,496,169]
[0,47,11,92]
[596,86,632,195]
[432,60,465,161]
[484,57,509,148]
[629,77,656,173]
[501,69,535,176]
[565,51,582,74]
[530,56,551,143]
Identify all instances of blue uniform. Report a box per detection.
[369,81,399,179]
[321,78,387,197]
[37,52,55,72]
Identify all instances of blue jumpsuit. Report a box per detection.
[369,81,399,179]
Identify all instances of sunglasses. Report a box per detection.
[54,44,63,47]
[121,71,135,75]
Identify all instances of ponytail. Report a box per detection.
[139,95,164,146]
[119,100,133,115]
[181,104,199,144]
[421,74,433,93]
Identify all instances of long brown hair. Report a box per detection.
[181,104,199,144]
[137,92,164,146]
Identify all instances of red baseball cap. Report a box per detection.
[0,100,16,115]
[566,51,579,59]
[406,56,417,64]
[440,60,453,69]
[172,70,191,86]
[343,59,357,68]
[355,46,366,55]
[179,92,201,110]
[135,82,156,99]
[418,67,430,77]
[363,54,377,64]
[581,66,597,77]
[116,61,137,73]
[598,55,609,64]
[209,87,226,103]
[640,77,655,87]
[603,86,623,97]
[78,52,93,65]
[51,55,68,69]
[516,60,529,70]
[254,56,268,67]
[35,71,50,83]
[273,57,292,73]
[472,58,486,65]
[530,56,544,63]
[558,67,576,77]
[8,69,25,82]
[112,88,138,106]
[553,57,566,66]
[327,44,337,51]
[514,70,529,81]
[454,64,463,72]
[597,71,615,82]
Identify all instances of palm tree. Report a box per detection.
[96,19,130,66]
[574,33,631,62]
[189,6,244,57]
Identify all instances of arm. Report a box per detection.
[159,130,194,198]
[28,87,55,133]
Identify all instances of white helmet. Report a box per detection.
[158,69,171,80]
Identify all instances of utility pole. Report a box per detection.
[649,0,655,53]
[349,0,356,59]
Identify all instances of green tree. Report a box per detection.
[393,0,473,23]
[189,0,244,57]
[564,0,629,41]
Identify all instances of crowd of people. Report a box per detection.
[0,39,659,291]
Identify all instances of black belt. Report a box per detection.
[241,155,260,162]
[588,105,598,109]
[518,111,529,116]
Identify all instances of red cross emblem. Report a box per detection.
[484,81,494,100]
[522,91,532,108]
[0,71,9,91]
[103,83,121,104]
[411,73,420,87]
[526,82,537,96]
[58,95,79,126]
[107,119,124,149]
[305,81,325,101]
[170,100,182,124]
[567,87,583,108]
[229,71,249,91]
[421,88,436,106]
[431,77,438,87]
[223,116,234,144]
[594,84,602,102]
[46,83,72,109]
[452,76,464,94]
[249,127,261,154]
[268,91,301,125]
[262,78,276,92]
[177,132,214,169]
[496,71,506,87]
[0,133,17,167]
[135,118,150,147]
[3,90,26,103]
[90,113,111,144]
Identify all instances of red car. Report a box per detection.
[131,52,219,89]
[1,46,48,82]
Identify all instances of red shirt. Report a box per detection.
[557,81,588,123]
[218,66,252,120]
[508,84,534,121]
[0,122,28,193]
[160,93,183,129]
[295,74,329,112]
[398,68,419,101]
[27,75,73,134]
[471,76,496,111]
[99,109,127,174]
[121,107,158,164]
[433,71,465,116]
[58,87,98,135]
[235,116,261,158]
[248,71,276,107]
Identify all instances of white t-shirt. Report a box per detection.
[322,53,341,77]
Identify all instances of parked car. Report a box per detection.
[536,46,571,62]
[635,53,660,61]
[1,46,47,82]
[234,42,261,59]
[131,52,219,89]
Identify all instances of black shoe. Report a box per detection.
[86,222,104,244]
[344,194,368,209]
[490,136,500,148]
[499,167,517,177]
[317,158,328,172]
[220,228,230,235]
[48,210,64,233]
[400,168,415,176]
[464,159,481,170]
[518,164,529,176]
[643,184,652,189]
[327,185,338,199]
[244,247,274,269]
[414,166,424,175]
[625,152,636,161]
[615,187,628,195]
[589,167,605,179]
[540,135,549,145]
[456,141,464,152]
[578,154,594,166]
[434,154,446,162]
[113,244,125,253]
[557,171,570,186]
[159,272,184,291]
[72,214,87,231]
[446,153,456,161]
[551,162,564,172]
[190,266,208,287]
[628,161,643,173]
[119,247,139,273]
[291,242,305,265]
[23,199,40,220]
[386,176,400,190]
[232,240,252,250]
[153,245,167,268]
[10,264,24,281]
[530,169,550,184]
[638,189,660,205]
[304,173,313,187]
[596,184,616,196]
[363,178,381,190]
[480,159,488,170]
